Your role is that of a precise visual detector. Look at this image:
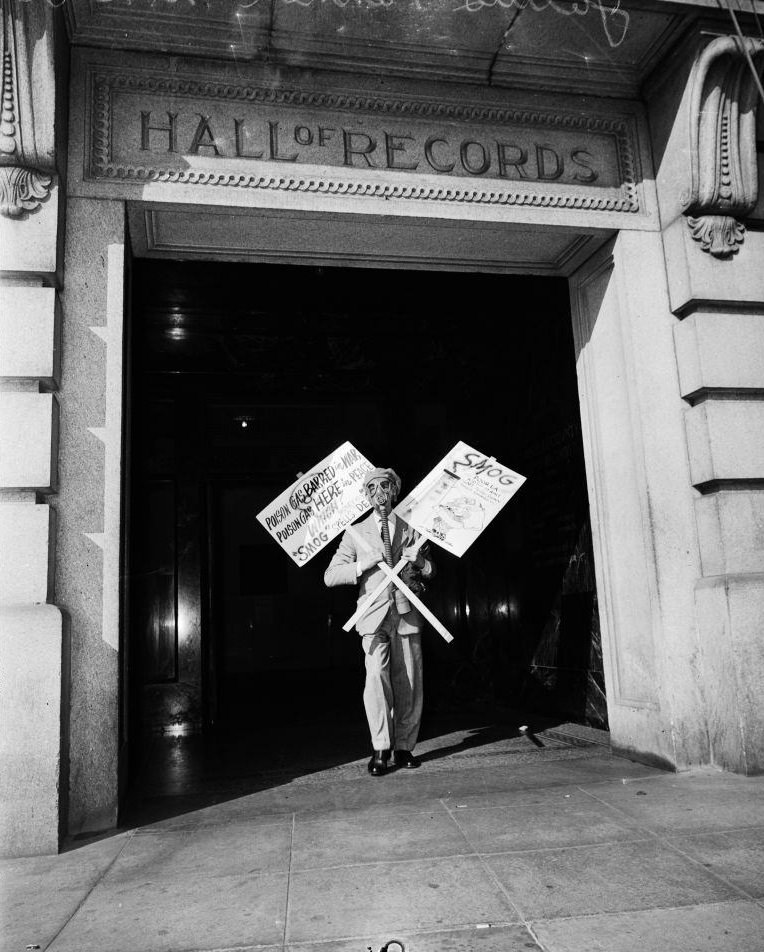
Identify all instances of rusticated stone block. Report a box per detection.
[695,491,764,577]
[675,311,764,400]
[0,604,66,856]
[685,399,764,488]
[0,392,59,491]
[0,184,59,277]
[664,218,764,315]
[0,503,54,605]
[0,287,60,387]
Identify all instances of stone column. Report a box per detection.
[0,1,67,856]
[646,29,764,774]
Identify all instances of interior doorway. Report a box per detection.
[125,257,605,787]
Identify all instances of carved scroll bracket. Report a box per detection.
[0,0,56,218]
[684,35,764,258]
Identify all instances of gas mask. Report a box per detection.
[363,468,401,515]
[366,477,395,513]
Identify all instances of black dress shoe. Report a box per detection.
[367,750,389,776]
[393,750,421,769]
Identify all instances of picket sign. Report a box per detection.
[393,442,526,558]
[343,441,526,641]
[256,442,374,565]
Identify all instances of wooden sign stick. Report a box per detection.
[342,533,427,633]
[377,562,454,644]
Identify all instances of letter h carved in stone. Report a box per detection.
[0,0,56,218]
[684,35,764,258]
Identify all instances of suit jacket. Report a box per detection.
[324,512,434,636]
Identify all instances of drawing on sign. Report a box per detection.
[394,442,526,557]
[256,442,374,565]
[430,494,485,541]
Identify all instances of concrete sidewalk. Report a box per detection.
[3,726,763,952]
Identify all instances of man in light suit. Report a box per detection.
[325,467,435,776]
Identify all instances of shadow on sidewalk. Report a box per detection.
[83,707,572,843]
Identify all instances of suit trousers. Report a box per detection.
[361,606,423,752]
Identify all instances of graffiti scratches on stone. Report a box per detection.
[454,0,630,49]
[73,0,631,51]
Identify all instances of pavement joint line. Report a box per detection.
[292,803,452,820]
[576,783,764,904]
[575,782,680,832]
[664,824,764,838]
[288,803,453,823]
[179,943,282,952]
[279,919,527,949]
[141,942,282,952]
[526,894,764,925]
[289,847,477,873]
[125,799,452,833]
[510,772,665,794]
[473,835,654,857]
[45,829,137,952]
[437,796,535,943]
[128,818,293,834]
[281,813,296,950]
[130,815,297,835]
[128,804,450,835]
[647,830,763,904]
[435,792,663,814]
[574,770,673,784]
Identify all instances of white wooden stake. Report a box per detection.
[377,562,454,644]
[342,533,426,632]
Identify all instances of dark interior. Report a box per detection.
[126,258,605,785]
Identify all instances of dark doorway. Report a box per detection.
[126,259,605,788]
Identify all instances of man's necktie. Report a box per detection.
[379,509,410,614]
[379,508,394,568]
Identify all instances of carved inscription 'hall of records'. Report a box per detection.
[87,67,641,213]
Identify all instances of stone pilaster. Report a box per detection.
[648,26,764,774]
[56,197,125,838]
[0,2,67,856]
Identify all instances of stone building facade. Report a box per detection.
[1,0,763,856]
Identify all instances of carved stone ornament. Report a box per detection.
[0,0,56,218]
[0,165,52,217]
[685,34,764,258]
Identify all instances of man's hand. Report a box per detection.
[402,546,424,568]
[357,548,386,574]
